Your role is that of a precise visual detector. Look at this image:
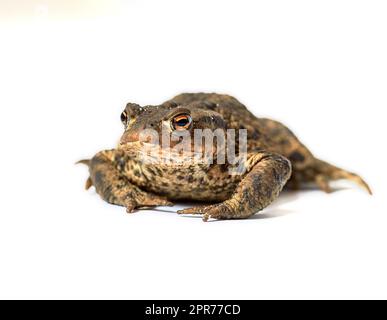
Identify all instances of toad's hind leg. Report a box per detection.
[292,159,372,194]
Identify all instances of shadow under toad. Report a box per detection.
[152,189,306,221]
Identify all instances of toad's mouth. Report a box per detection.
[118,141,218,165]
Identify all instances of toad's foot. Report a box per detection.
[124,193,173,213]
[177,201,238,222]
[314,159,372,195]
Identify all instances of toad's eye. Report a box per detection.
[171,114,192,130]
[121,111,128,125]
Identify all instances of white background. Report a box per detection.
[0,0,386,299]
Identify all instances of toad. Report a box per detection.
[79,93,371,221]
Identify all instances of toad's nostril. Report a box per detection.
[120,132,139,144]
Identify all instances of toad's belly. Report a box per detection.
[126,162,242,202]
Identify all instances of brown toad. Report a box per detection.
[79,93,371,221]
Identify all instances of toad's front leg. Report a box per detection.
[86,150,172,213]
[178,152,292,221]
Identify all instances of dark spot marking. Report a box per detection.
[220,164,228,172]
[203,101,217,110]
[289,151,305,163]
[93,171,105,189]
[116,156,126,171]
[103,185,115,203]
[147,167,156,176]
[279,139,290,145]
[252,130,260,140]
[133,170,141,177]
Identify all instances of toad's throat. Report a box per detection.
[119,141,225,166]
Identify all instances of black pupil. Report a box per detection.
[177,119,188,127]
[176,118,188,127]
